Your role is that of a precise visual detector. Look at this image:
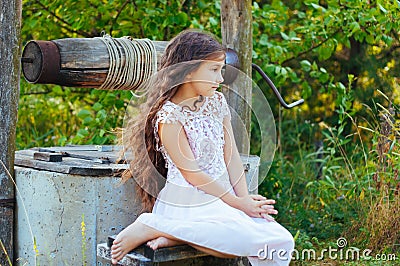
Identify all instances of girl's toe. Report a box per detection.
[111,246,118,253]
[111,244,119,251]
[112,250,122,259]
[116,252,126,261]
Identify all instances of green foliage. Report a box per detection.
[252,0,399,125]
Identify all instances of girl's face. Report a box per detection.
[186,59,225,97]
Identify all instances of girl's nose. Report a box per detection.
[217,72,224,84]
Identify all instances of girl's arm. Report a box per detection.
[158,122,271,218]
[222,115,278,218]
[222,116,250,197]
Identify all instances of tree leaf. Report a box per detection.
[82,116,93,125]
[365,34,374,44]
[300,60,312,72]
[77,109,91,119]
[176,12,188,24]
[280,32,290,40]
[378,4,387,13]
[349,21,361,35]
[301,81,312,99]
[318,39,335,61]
[77,129,89,137]
[260,34,269,46]
[92,102,103,112]
[311,3,326,12]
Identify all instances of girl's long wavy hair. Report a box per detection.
[121,30,226,212]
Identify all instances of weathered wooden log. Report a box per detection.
[21,38,241,89]
[0,0,22,264]
[21,38,168,88]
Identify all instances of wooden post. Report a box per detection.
[221,0,253,154]
[0,0,22,264]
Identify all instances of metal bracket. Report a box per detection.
[252,63,304,109]
[224,48,304,109]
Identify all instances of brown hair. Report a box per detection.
[122,30,226,212]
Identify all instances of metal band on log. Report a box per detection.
[21,38,168,88]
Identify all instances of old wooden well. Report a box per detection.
[14,145,138,265]
[14,145,259,265]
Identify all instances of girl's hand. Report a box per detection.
[235,194,277,218]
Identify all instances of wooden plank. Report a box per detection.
[38,145,122,163]
[15,148,257,182]
[144,244,208,262]
[65,144,122,151]
[21,146,120,160]
[33,152,63,162]
[38,147,111,163]
[107,235,208,263]
[63,151,117,163]
[15,152,128,176]
[40,145,102,151]
[0,0,22,264]
[97,243,153,266]
[61,152,110,164]
[15,154,79,174]
[15,149,256,177]
[15,157,109,176]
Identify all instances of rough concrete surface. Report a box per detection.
[15,166,139,265]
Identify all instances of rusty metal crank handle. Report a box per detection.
[252,63,304,109]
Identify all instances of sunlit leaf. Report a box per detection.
[300,60,312,72]
[77,109,91,119]
[311,3,326,12]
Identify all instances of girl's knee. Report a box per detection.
[286,233,295,251]
[281,229,295,255]
[272,223,295,252]
[274,228,295,263]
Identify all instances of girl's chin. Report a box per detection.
[207,89,217,96]
[198,89,216,98]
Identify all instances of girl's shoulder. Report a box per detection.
[209,91,231,119]
[212,91,229,108]
[213,91,224,100]
[155,100,186,125]
[211,91,224,104]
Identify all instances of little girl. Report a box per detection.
[112,30,294,265]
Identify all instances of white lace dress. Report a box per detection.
[136,92,294,266]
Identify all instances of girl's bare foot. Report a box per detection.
[111,222,147,264]
[147,236,183,250]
